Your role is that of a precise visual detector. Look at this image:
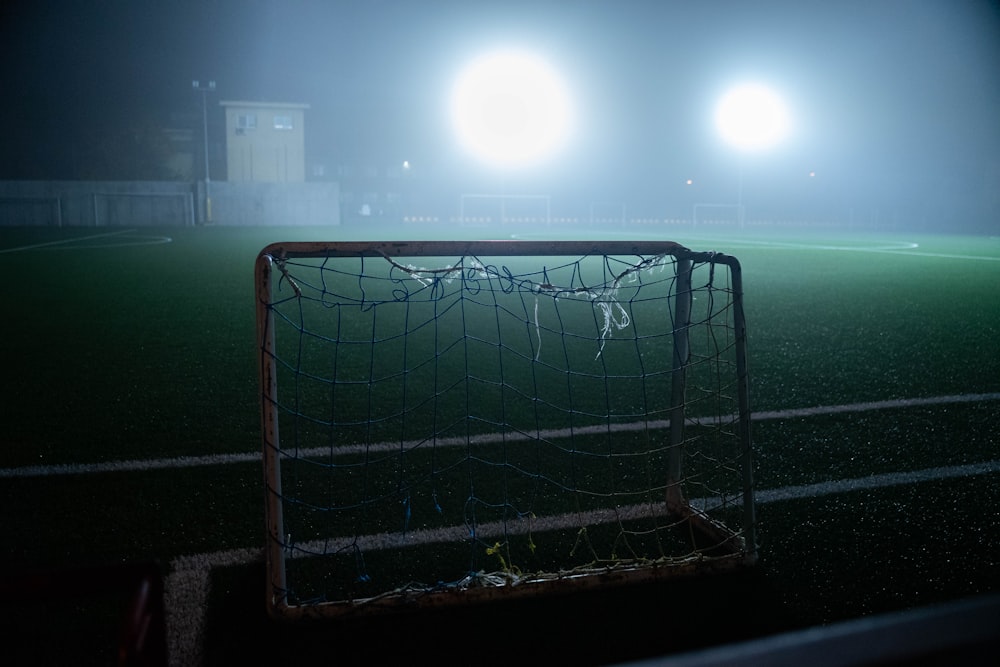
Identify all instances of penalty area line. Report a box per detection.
[42,234,173,250]
[0,228,136,254]
[690,237,1000,261]
[751,392,1000,421]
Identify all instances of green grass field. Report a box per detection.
[1,223,999,665]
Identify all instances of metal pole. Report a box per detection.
[193,80,215,223]
[737,161,745,229]
[666,255,693,510]
[201,90,210,221]
[256,253,288,616]
[725,256,756,562]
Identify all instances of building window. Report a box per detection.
[236,114,257,131]
[274,115,293,130]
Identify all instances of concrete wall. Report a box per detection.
[0,180,340,226]
[209,181,339,226]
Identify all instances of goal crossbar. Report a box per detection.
[256,239,755,619]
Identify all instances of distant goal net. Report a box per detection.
[693,203,745,229]
[458,193,551,226]
[255,240,755,619]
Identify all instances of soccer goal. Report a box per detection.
[256,240,755,619]
[588,201,628,226]
[458,193,551,226]
[693,203,745,229]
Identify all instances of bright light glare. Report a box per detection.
[450,50,573,168]
[715,83,791,151]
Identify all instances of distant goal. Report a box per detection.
[458,193,551,226]
[693,202,745,229]
[255,240,755,619]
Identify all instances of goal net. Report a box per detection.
[458,193,551,227]
[693,203,745,229]
[588,201,628,226]
[255,240,755,619]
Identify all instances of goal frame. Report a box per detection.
[458,193,551,226]
[256,239,755,620]
[693,202,745,229]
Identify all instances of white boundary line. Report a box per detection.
[688,239,921,253]
[4,392,998,479]
[750,392,1000,420]
[0,228,172,253]
[0,228,136,254]
[685,237,1000,261]
[508,233,1000,262]
[42,233,173,250]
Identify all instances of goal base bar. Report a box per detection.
[269,526,755,621]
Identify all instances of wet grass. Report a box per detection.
[1,224,998,664]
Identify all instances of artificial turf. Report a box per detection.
[1,224,998,664]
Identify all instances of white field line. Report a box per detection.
[754,461,1000,503]
[866,249,1000,261]
[750,392,1000,420]
[163,457,1000,667]
[165,547,260,667]
[687,239,921,253]
[3,392,999,479]
[42,233,173,250]
[689,238,1000,261]
[0,228,136,254]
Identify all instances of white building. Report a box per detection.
[220,101,309,182]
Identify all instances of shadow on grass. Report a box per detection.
[204,562,791,666]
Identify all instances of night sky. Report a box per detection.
[2,0,999,227]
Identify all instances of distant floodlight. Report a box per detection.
[715,83,791,151]
[450,50,574,169]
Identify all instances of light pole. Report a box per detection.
[192,80,216,223]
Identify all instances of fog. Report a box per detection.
[2,0,998,232]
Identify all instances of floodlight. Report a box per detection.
[450,50,574,169]
[715,83,791,151]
